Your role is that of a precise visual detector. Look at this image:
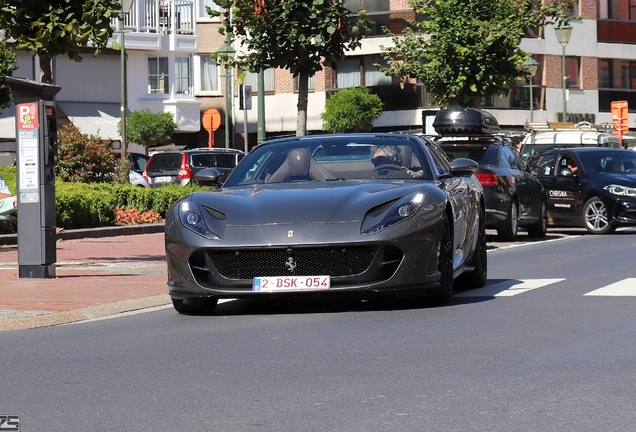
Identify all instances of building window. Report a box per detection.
[148,56,169,94]
[175,56,191,94]
[293,74,315,92]
[243,68,275,93]
[196,54,220,93]
[336,55,392,88]
[198,0,219,18]
[600,59,612,88]
[621,61,636,88]
[566,57,580,89]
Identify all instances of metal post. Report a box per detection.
[120,23,126,157]
[561,44,567,122]
[257,69,266,144]
[224,65,231,148]
[529,75,534,123]
[243,85,248,153]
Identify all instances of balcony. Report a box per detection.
[112,0,194,34]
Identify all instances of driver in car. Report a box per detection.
[370,145,423,178]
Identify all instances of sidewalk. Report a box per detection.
[0,224,170,331]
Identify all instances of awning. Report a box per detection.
[57,102,121,141]
[0,107,16,139]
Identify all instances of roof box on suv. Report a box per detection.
[433,107,501,136]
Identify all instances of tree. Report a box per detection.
[0,35,17,111]
[210,0,369,136]
[321,86,383,132]
[125,109,178,151]
[378,0,575,108]
[0,0,122,84]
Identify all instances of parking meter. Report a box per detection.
[5,77,61,278]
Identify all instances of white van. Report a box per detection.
[520,122,622,159]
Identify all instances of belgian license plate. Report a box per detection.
[253,276,330,292]
[155,176,172,183]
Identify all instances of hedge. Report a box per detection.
[0,166,206,233]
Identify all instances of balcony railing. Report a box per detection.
[112,0,194,35]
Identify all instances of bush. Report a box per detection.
[321,86,384,133]
[57,123,116,183]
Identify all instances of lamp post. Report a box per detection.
[522,54,539,122]
[119,0,133,157]
[554,23,573,122]
[217,38,236,149]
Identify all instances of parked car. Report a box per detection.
[432,107,547,241]
[520,123,622,160]
[114,152,150,187]
[165,133,487,314]
[143,148,245,188]
[527,147,636,234]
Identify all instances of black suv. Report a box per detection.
[432,108,547,241]
[143,148,245,187]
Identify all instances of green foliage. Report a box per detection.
[125,109,178,150]
[321,86,383,132]
[379,0,576,108]
[0,166,16,194]
[57,123,116,183]
[211,0,370,135]
[0,35,17,111]
[0,1,121,61]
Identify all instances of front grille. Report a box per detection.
[200,246,378,280]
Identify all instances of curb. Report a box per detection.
[0,223,165,246]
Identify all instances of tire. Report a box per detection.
[460,205,487,288]
[583,197,616,234]
[497,199,518,241]
[429,213,454,305]
[172,297,219,314]
[526,200,548,238]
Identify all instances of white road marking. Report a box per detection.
[584,279,636,296]
[455,279,565,297]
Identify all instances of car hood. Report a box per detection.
[189,180,428,226]
[598,172,636,184]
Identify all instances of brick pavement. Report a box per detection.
[0,225,170,331]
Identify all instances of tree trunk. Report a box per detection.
[296,72,309,136]
[39,54,54,84]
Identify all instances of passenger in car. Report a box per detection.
[370,145,424,178]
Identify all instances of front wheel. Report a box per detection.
[527,201,548,238]
[429,214,454,305]
[583,197,616,234]
[498,200,518,241]
[172,297,219,314]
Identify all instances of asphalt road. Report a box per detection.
[1,228,635,431]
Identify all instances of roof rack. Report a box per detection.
[525,120,616,133]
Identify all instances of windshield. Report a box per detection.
[224,136,433,186]
[577,150,636,174]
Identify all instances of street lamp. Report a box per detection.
[522,54,539,122]
[554,22,573,122]
[119,0,133,157]
[217,38,236,149]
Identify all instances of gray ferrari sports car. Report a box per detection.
[165,133,487,313]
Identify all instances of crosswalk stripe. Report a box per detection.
[584,279,636,296]
[455,278,565,298]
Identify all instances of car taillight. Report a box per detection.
[178,154,192,179]
[475,173,499,187]
[142,167,149,182]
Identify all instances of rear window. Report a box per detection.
[146,154,181,171]
[437,144,491,163]
[215,153,238,168]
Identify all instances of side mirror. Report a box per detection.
[448,158,479,176]
[194,167,222,187]
[557,167,575,177]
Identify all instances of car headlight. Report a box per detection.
[361,193,428,234]
[604,184,636,198]
[179,201,220,239]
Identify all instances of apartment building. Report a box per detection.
[0,0,634,156]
